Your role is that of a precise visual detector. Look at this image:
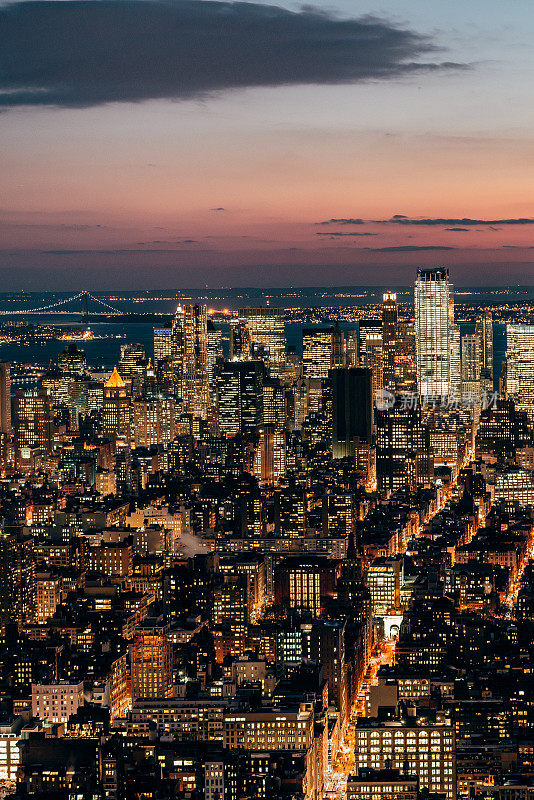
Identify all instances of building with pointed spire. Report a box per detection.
[103,367,130,445]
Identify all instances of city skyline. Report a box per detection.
[2,0,534,288]
[1,265,534,800]
[2,5,534,800]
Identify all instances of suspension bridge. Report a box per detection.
[0,290,124,320]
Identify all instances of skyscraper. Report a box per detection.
[0,527,35,632]
[229,318,251,361]
[218,360,265,438]
[332,323,346,368]
[153,325,174,367]
[506,324,534,422]
[331,367,373,459]
[119,342,146,379]
[475,311,493,393]
[102,367,131,445]
[461,333,480,405]
[362,332,384,398]
[174,304,209,419]
[382,292,398,392]
[207,319,223,404]
[14,389,54,459]
[237,308,286,377]
[262,377,285,430]
[415,268,458,400]
[394,320,417,394]
[133,396,176,448]
[58,345,87,376]
[376,399,432,493]
[253,424,286,486]
[358,320,382,364]
[0,362,11,435]
[346,329,359,367]
[302,327,333,378]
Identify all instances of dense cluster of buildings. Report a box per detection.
[0,269,534,800]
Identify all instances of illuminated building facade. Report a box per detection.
[302,327,333,378]
[218,360,265,437]
[461,333,480,405]
[356,717,455,800]
[133,396,176,447]
[475,311,494,393]
[382,292,398,392]
[174,304,209,420]
[131,618,173,701]
[506,324,534,422]
[237,308,286,377]
[102,367,130,444]
[415,268,459,400]
[0,361,11,435]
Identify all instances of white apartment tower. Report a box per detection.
[415,268,460,400]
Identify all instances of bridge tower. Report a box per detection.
[81,291,89,323]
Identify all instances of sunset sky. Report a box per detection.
[1,0,534,289]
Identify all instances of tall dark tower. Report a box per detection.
[330,367,373,459]
[382,292,398,393]
[0,362,11,435]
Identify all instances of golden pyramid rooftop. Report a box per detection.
[105,366,126,388]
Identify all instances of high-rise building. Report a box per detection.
[153,325,174,367]
[133,396,176,448]
[207,319,223,404]
[415,268,458,400]
[382,292,398,392]
[332,323,346,368]
[0,362,11,435]
[506,324,534,422]
[310,620,348,725]
[475,311,493,393]
[358,320,382,364]
[276,487,307,538]
[119,342,146,380]
[218,360,265,438]
[394,320,417,395]
[461,333,480,405]
[174,304,209,419]
[131,617,173,701]
[102,368,130,444]
[14,388,54,458]
[331,368,373,459]
[362,332,384,398]
[376,399,432,493]
[237,308,286,377]
[0,527,34,631]
[346,329,359,367]
[252,425,286,486]
[229,318,251,361]
[58,344,87,376]
[450,322,461,400]
[262,377,285,429]
[302,327,333,378]
[33,570,62,625]
[366,557,402,618]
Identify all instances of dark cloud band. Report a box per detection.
[387,216,534,226]
[364,245,455,252]
[0,0,463,108]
